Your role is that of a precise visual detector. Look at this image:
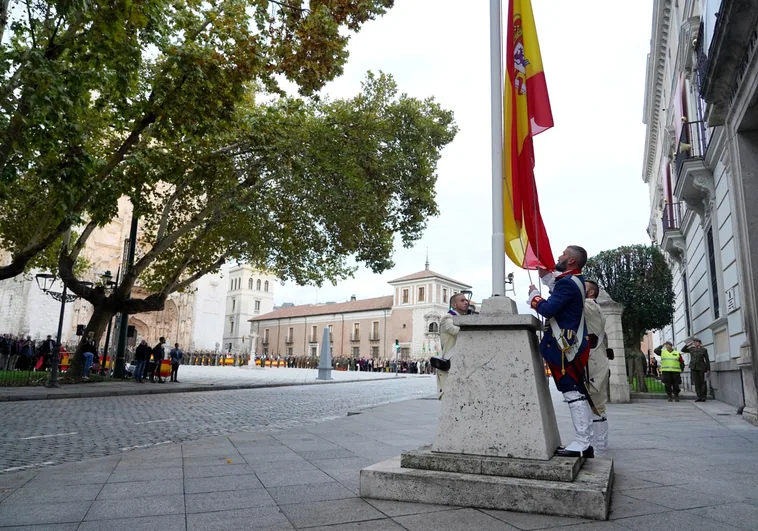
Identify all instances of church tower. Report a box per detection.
[223,265,276,353]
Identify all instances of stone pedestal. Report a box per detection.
[597,291,630,404]
[360,296,614,520]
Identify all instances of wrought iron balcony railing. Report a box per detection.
[662,202,683,235]
[675,120,708,183]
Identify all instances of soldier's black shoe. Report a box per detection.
[555,446,594,458]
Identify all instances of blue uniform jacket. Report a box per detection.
[532,273,588,368]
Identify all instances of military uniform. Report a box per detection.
[529,270,592,458]
[683,343,711,401]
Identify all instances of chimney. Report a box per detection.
[350,295,357,301]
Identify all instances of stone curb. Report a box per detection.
[630,392,698,401]
[0,375,407,402]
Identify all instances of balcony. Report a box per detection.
[369,334,380,342]
[309,335,318,344]
[262,339,269,346]
[700,0,758,125]
[673,121,715,220]
[660,202,685,263]
[285,336,294,344]
[350,333,360,342]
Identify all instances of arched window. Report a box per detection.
[428,322,439,333]
[248,278,253,290]
[264,280,269,292]
[256,279,261,290]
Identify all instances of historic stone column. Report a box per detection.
[597,290,630,403]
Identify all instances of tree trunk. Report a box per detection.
[66,306,115,379]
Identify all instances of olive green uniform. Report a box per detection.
[683,344,711,401]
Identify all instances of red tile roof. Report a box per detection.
[250,295,394,321]
[389,269,470,288]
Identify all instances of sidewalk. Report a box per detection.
[1,394,757,530]
[0,367,411,402]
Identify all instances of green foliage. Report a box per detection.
[584,245,675,348]
[0,0,397,278]
[122,72,457,293]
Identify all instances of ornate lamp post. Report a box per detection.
[99,270,118,375]
[35,273,93,387]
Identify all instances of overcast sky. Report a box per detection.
[275,0,654,312]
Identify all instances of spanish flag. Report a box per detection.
[503,0,555,270]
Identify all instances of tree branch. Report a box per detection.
[25,0,36,48]
[170,258,225,294]
[156,177,192,241]
[70,219,97,263]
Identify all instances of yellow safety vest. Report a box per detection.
[660,349,682,373]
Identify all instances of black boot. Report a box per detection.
[555,446,594,458]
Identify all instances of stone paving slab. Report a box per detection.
[0,388,756,530]
[0,366,415,402]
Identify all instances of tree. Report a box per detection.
[58,72,457,377]
[0,0,396,280]
[584,245,675,392]
[584,244,675,348]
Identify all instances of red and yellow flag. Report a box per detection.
[503,0,555,270]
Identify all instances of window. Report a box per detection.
[328,324,334,342]
[371,346,379,358]
[402,289,409,304]
[311,325,318,342]
[230,319,235,335]
[682,272,692,338]
[352,323,360,341]
[230,279,233,290]
[248,278,253,290]
[352,346,360,357]
[428,322,439,333]
[418,287,425,302]
[256,279,261,290]
[254,300,261,312]
[443,288,448,303]
[263,348,268,355]
[263,329,270,344]
[707,227,720,319]
[287,327,294,343]
[232,298,236,311]
[286,347,293,356]
[371,321,379,340]
[264,280,269,292]
[310,345,318,357]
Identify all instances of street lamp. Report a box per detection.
[99,270,117,375]
[34,273,92,387]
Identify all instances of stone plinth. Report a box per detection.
[597,290,631,404]
[360,457,614,521]
[360,296,614,520]
[401,447,582,482]
[431,298,560,460]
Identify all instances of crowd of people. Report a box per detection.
[0,333,59,372]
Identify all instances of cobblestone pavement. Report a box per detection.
[0,376,435,473]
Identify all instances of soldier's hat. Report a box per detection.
[692,337,702,343]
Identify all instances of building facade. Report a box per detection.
[0,198,228,352]
[643,0,758,421]
[249,266,471,361]
[222,265,276,353]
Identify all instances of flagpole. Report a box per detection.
[490,0,505,297]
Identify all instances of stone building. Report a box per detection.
[249,264,471,361]
[222,265,276,353]
[643,0,758,422]
[0,198,227,351]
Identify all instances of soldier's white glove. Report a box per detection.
[527,289,541,307]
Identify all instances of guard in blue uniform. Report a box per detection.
[528,245,593,458]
